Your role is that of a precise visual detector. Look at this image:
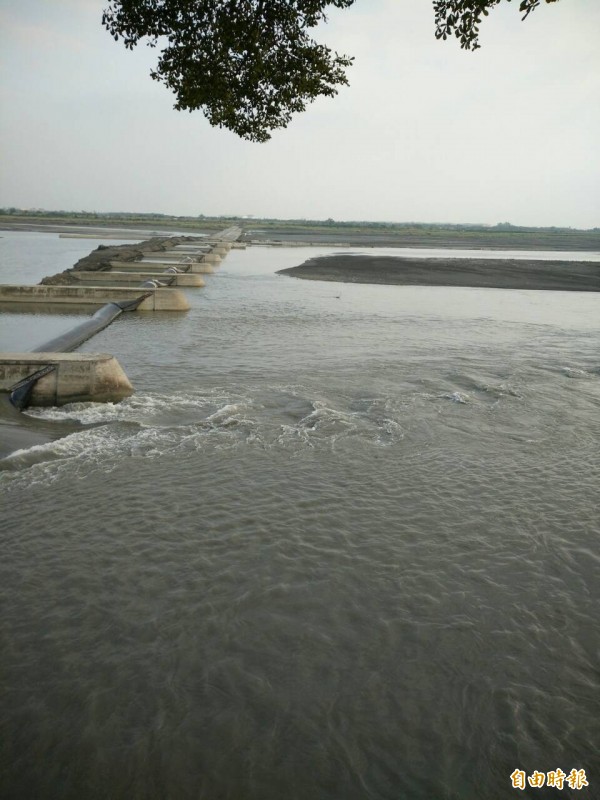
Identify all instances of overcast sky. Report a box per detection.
[1,0,598,227]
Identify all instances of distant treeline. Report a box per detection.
[1,208,597,234]
[1,209,599,251]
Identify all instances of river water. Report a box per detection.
[1,233,599,799]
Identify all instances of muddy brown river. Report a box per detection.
[1,233,599,799]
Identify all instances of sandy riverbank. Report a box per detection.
[277,255,600,292]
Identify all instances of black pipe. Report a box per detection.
[31,293,152,354]
[9,364,57,411]
[31,302,123,354]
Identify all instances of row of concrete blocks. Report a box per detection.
[0,239,235,406]
[0,241,233,311]
[58,234,246,247]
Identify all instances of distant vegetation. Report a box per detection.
[1,209,598,251]
[0,207,223,232]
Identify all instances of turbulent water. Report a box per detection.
[1,234,599,799]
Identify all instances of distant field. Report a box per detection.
[1,213,599,251]
[0,214,222,235]
[245,223,600,251]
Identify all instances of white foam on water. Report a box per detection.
[1,426,132,489]
[24,391,232,427]
[299,401,357,431]
[0,390,278,489]
[561,366,594,380]
[275,397,407,450]
[472,381,523,399]
[375,417,404,447]
[276,401,355,449]
[443,391,470,404]
[3,386,416,489]
[205,402,255,428]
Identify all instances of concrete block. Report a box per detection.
[112,261,215,274]
[0,284,190,312]
[0,353,134,406]
[71,271,205,287]
[145,252,222,264]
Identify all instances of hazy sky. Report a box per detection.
[1,0,598,227]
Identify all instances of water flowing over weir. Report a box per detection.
[1,233,599,800]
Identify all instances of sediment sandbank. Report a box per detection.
[277,255,600,292]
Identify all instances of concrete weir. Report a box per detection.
[1,353,134,406]
[58,233,146,240]
[0,284,191,311]
[173,245,230,255]
[143,252,222,264]
[69,271,205,287]
[131,260,215,274]
[1,227,242,409]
